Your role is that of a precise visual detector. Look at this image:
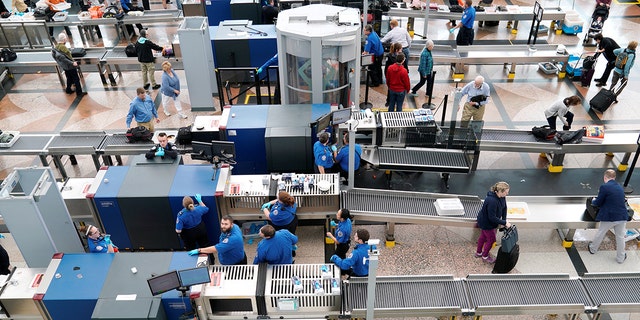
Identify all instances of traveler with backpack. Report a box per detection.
[126,87,160,132]
[544,95,581,130]
[609,40,636,101]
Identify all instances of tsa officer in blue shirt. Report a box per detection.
[363,24,385,87]
[325,208,353,259]
[334,132,363,179]
[314,132,335,174]
[189,215,247,265]
[176,195,212,255]
[253,225,298,264]
[84,225,117,253]
[330,228,370,277]
[450,0,476,46]
[262,191,298,234]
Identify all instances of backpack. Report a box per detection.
[176,126,192,145]
[71,48,87,57]
[555,128,585,145]
[0,48,17,62]
[125,43,137,57]
[531,125,557,141]
[614,49,632,69]
[126,126,153,143]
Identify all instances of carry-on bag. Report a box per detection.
[492,243,519,274]
[590,89,616,113]
[499,225,518,254]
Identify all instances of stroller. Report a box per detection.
[583,5,610,44]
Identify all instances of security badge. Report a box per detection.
[272,209,278,216]
[321,155,327,161]
[96,245,104,251]
[222,238,229,243]
[337,230,343,237]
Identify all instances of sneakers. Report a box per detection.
[618,252,627,264]
[152,84,161,90]
[164,110,171,116]
[143,83,150,90]
[178,113,187,119]
[482,256,496,264]
[474,252,482,258]
[408,92,418,97]
[588,241,596,254]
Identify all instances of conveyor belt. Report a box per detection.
[47,132,105,154]
[342,188,482,225]
[98,134,154,155]
[0,134,53,155]
[465,274,594,315]
[377,147,470,172]
[346,276,471,317]
[581,273,640,313]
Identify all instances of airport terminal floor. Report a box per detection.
[1,0,640,318]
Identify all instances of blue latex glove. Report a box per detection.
[257,67,263,74]
[449,28,456,33]
[330,255,338,263]
[261,202,271,210]
[195,194,202,203]
[292,245,298,251]
[188,249,199,256]
[0,234,5,239]
[330,220,337,227]
[155,147,165,157]
[331,145,337,152]
[104,234,111,244]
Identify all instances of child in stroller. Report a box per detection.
[584,5,610,44]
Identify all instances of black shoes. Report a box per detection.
[595,82,606,87]
[65,89,74,94]
[152,84,161,90]
[594,78,601,82]
[143,83,150,90]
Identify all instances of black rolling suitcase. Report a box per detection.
[581,68,595,87]
[492,225,519,274]
[590,89,616,113]
[492,244,519,274]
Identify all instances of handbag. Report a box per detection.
[71,47,87,57]
[500,224,518,254]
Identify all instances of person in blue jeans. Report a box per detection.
[330,228,370,277]
[475,181,511,264]
[588,169,629,264]
[385,53,410,112]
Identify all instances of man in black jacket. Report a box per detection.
[136,29,164,90]
[593,33,620,87]
[52,33,85,97]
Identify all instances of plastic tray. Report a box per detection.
[434,198,464,216]
[242,221,267,239]
[538,62,558,74]
[0,131,20,148]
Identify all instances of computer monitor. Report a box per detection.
[313,112,332,133]
[147,270,181,296]
[178,266,211,287]
[211,141,236,160]
[332,108,352,125]
[191,141,213,161]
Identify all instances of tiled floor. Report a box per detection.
[1,0,640,318]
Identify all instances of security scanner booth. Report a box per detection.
[220,105,269,175]
[59,176,104,249]
[0,167,85,268]
[91,252,197,320]
[276,4,361,108]
[0,267,47,319]
[36,253,115,320]
[90,155,228,251]
[192,263,341,319]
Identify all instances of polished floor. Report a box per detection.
[1,0,640,318]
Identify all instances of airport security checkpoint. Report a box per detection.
[1,0,640,319]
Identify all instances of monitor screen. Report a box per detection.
[147,271,181,296]
[332,108,352,125]
[178,266,211,287]
[314,112,332,133]
[191,141,213,161]
[211,141,236,160]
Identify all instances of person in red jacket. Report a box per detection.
[385,53,410,112]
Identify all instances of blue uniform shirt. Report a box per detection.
[313,141,334,169]
[461,6,476,28]
[176,205,209,231]
[215,224,245,265]
[334,219,352,244]
[88,236,110,253]
[364,31,384,57]
[269,202,297,226]
[253,230,298,264]
[332,243,370,276]
[335,144,362,172]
